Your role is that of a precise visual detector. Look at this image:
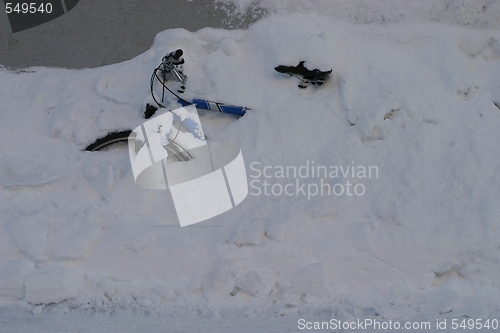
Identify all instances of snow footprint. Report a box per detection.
[458,37,500,61]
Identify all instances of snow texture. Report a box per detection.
[1,0,500,331]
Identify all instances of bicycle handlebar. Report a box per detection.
[172,49,183,60]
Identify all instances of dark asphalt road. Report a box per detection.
[0,0,258,69]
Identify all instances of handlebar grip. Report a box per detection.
[172,49,183,60]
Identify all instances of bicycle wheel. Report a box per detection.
[85,130,192,163]
[85,130,131,151]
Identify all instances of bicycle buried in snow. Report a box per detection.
[85,49,249,153]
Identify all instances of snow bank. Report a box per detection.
[1,1,500,327]
[24,266,84,305]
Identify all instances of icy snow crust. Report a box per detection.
[1,4,500,331]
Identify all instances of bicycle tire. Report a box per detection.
[85,130,193,163]
[85,130,131,151]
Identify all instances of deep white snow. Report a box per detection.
[1,1,500,332]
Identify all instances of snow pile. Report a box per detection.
[1,1,500,329]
